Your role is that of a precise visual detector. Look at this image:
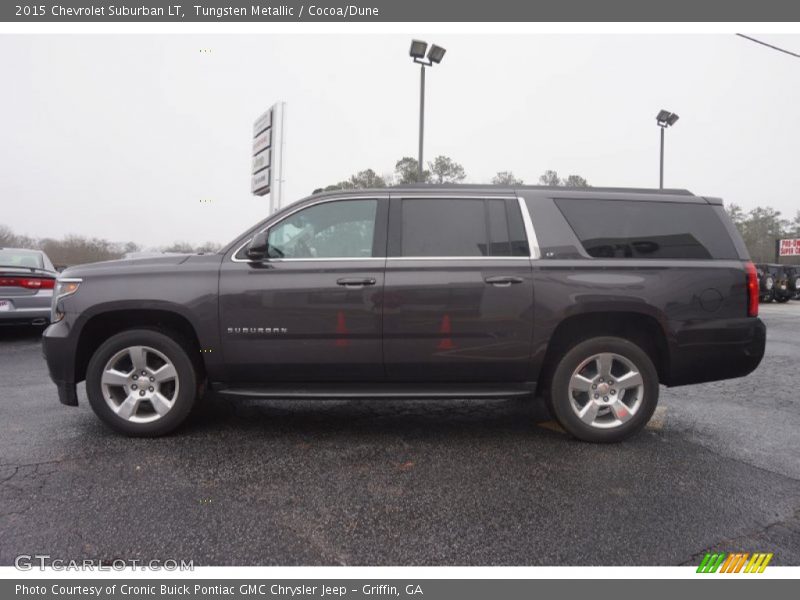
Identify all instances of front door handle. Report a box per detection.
[337,277,377,287]
[484,276,524,287]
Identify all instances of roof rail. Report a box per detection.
[385,183,695,195]
[301,183,696,203]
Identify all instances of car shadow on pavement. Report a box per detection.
[0,324,46,341]
[180,393,560,440]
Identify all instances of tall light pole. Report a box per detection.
[409,40,446,183]
[656,109,679,189]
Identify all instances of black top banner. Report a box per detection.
[4,0,800,22]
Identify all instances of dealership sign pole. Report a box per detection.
[251,101,286,213]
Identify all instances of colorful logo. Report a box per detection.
[697,552,773,573]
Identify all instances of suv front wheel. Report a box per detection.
[548,336,659,443]
[86,329,198,436]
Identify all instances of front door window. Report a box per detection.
[267,199,378,259]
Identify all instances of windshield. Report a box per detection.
[0,250,44,269]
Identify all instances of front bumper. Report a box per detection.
[42,319,79,406]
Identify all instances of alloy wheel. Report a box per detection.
[100,345,180,423]
[567,352,645,429]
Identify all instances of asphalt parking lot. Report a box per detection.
[1,304,799,566]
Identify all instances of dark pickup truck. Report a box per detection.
[43,185,766,442]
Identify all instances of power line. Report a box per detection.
[736,33,800,59]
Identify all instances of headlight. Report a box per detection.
[52,278,82,323]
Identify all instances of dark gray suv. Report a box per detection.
[42,185,765,442]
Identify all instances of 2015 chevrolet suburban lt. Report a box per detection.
[42,185,766,442]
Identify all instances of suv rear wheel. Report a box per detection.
[86,329,198,436]
[547,336,659,443]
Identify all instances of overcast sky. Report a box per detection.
[1,34,799,248]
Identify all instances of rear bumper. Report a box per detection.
[0,306,50,325]
[666,317,766,386]
[0,290,52,324]
[42,320,79,406]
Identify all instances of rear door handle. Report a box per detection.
[337,277,377,287]
[484,276,524,287]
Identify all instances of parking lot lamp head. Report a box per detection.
[427,44,446,64]
[409,39,428,60]
[656,109,679,128]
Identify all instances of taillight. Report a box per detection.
[745,261,758,318]
[0,277,55,289]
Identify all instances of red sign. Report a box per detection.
[779,238,800,256]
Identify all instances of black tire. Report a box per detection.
[775,295,790,304]
[86,329,198,436]
[547,336,659,443]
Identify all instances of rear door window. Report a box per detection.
[398,198,529,258]
[400,199,488,257]
[554,199,739,259]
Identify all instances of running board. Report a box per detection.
[213,382,534,400]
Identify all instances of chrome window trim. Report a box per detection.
[251,257,386,263]
[230,194,540,263]
[231,195,388,263]
[517,197,541,259]
[387,256,531,261]
[394,195,517,200]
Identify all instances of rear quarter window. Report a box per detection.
[554,198,739,260]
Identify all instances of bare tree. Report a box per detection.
[162,241,195,254]
[562,174,590,188]
[196,241,222,254]
[538,170,562,186]
[427,156,466,184]
[316,168,388,193]
[394,157,430,184]
[537,170,590,187]
[492,171,524,186]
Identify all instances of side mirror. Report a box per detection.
[246,231,269,261]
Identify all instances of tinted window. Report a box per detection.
[487,200,511,256]
[267,199,377,259]
[401,199,487,257]
[555,199,739,260]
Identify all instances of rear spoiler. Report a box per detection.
[0,266,56,275]
[702,196,724,206]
